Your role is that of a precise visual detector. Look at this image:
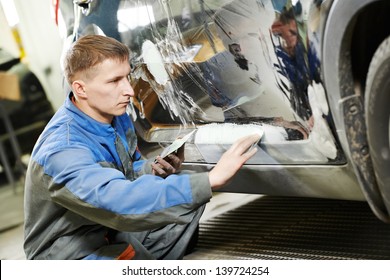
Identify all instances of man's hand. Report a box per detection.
[209,134,261,190]
[151,145,185,178]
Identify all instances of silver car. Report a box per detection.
[56,0,390,223]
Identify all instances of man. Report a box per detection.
[23,35,260,260]
[271,5,321,126]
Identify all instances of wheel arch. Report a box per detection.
[323,0,390,222]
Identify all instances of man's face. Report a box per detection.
[83,58,134,123]
[280,20,298,56]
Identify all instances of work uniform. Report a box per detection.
[23,93,212,260]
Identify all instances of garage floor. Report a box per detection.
[1,177,390,260]
[0,180,25,260]
[186,195,390,260]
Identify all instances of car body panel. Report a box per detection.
[58,0,390,220]
[69,0,342,162]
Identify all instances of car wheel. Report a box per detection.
[364,36,390,195]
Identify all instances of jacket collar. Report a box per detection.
[64,92,116,137]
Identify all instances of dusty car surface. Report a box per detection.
[56,0,390,223]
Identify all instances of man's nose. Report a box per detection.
[122,80,135,96]
[124,86,134,97]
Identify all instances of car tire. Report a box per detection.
[364,36,390,195]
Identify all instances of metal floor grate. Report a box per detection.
[190,196,390,260]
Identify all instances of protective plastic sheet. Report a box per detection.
[72,0,338,162]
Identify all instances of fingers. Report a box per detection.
[167,154,182,169]
[151,160,168,178]
[244,142,258,158]
[157,156,177,172]
[209,133,261,190]
[151,156,178,178]
[230,133,261,155]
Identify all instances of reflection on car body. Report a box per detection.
[57,0,390,223]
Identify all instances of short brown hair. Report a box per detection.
[63,35,130,85]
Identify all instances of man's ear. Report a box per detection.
[72,80,87,99]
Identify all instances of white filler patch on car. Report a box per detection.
[142,40,169,85]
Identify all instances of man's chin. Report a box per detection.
[115,108,128,116]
